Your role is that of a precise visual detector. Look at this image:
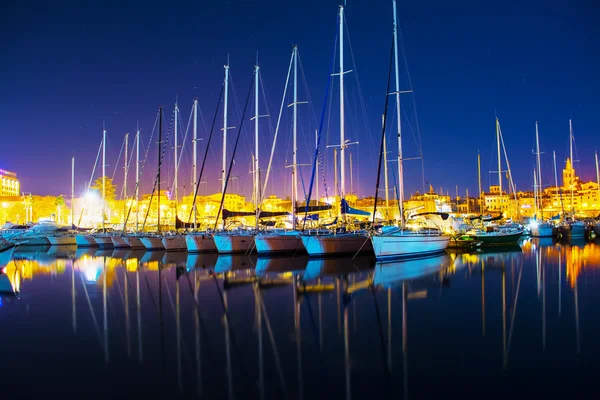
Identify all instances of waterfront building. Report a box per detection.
[0,168,20,196]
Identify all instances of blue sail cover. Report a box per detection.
[340,199,370,216]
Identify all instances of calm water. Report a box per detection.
[2,238,600,399]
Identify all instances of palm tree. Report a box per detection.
[56,195,65,224]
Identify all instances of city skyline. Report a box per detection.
[2,0,599,199]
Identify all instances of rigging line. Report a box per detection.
[372,34,395,226]
[171,103,194,195]
[259,49,293,205]
[498,124,518,198]
[187,84,224,224]
[111,135,126,181]
[302,19,338,231]
[142,106,174,230]
[77,139,103,227]
[297,51,319,127]
[213,72,255,231]
[121,134,137,201]
[123,110,160,229]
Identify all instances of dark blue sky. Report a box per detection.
[2,0,599,200]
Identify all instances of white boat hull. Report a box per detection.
[300,233,372,257]
[162,235,187,251]
[185,234,217,252]
[255,233,305,254]
[76,235,98,247]
[0,246,15,267]
[371,234,450,261]
[213,234,255,254]
[140,236,165,250]
[17,236,50,246]
[111,236,130,248]
[123,236,145,249]
[47,236,77,246]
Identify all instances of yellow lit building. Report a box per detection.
[0,168,20,196]
[543,158,599,217]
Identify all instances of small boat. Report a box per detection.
[466,227,523,246]
[47,234,77,246]
[371,227,450,261]
[447,235,482,250]
[255,230,305,254]
[75,234,98,247]
[530,222,554,238]
[301,230,372,257]
[140,235,165,250]
[558,221,586,239]
[213,231,255,254]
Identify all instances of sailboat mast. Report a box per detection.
[392,0,404,228]
[71,157,75,226]
[222,63,230,195]
[254,62,260,213]
[338,4,346,200]
[193,99,198,229]
[136,125,140,233]
[535,122,542,218]
[569,119,574,216]
[496,118,502,214]
[292,46,298,230]
[124,133,129,229]
[174,102,179,204]
[383,115,389,215]
[478,152,482,214]
[315,129,319,203]
[102,126,106,232]
[533,169,538,217]
[158,106,163,232]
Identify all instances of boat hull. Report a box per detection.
[255,233,305,254]
[75,234,98,247]
[0,246,15,267]
[18,236,50,246]
[47,236,77,246]
[467,230,523,246]
[371,234,450,261]
[140,236,165,250]
[185,234,217,252]
[94,236,115,249]
[300,234,373,257]
[111,236,130,248]
[213,234,255,254]
[531,225,554,238]
[558,223,586,239]
[123,236,145,249]
[162,235,187,252]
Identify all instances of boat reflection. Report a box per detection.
[186,253,219,271]
[372,253,451,289]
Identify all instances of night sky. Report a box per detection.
[2,0,599,201]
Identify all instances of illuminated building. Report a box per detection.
[0,168,20,196]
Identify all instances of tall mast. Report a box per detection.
[569,119,574,216]
[535,121,542,219]
[383,116,389,216]
[553,150,564,221]
[158,106,163,233]
[338,4,346,200]
[124,133,129,229]
[135,124,140,233]
[192,99,198,229]
[496,118,502,214]
[174,101,179,204]
[478,152,482,214]
[71,157,75,226]
[222,63,230,195]
[254,61,260,213]
[392,0,404,228]
[292,46,298,230]
[102,126,106,232]
[533,169,538,218]
[315,129,319,204]
[349,152,353,195]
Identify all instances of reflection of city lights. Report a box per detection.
[84,265,101,282]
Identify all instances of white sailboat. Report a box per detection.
[300,3,373,257]
[213,61,255,254]
[93,128,115,249]
[255,45,306,254]
[530,121,553,237]
[370,0,450,260]
[558,119,585,239]
[123,126,146,249]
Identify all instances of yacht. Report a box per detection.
[185,232,217,252]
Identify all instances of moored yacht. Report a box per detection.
[185,232,217,252]
[371,227,450,261]
[558,220,586,239]
[162,234,187,251]
[140,235,165,250]
[255,230,305,254]
[300,229,372,257]
[75,234,98,247]
[213,230,255,254]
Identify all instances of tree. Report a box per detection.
[90,176,117,201]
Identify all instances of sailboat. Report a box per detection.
[162,101,187,251]
[300,3,374,257]
[593,151,600,237]
[465,118,523,245]
[370,0,450,260]
[530,122,553,237]
[558,119,586,239]
[111,133,132,248]
[212,61,256,254]
[255,45,307,254]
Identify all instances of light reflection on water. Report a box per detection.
[1,239,600,398]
